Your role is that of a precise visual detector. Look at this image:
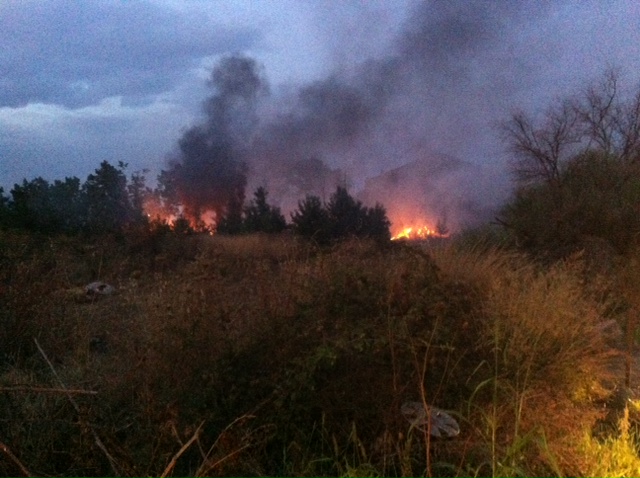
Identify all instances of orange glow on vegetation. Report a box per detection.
[143,197,177,226]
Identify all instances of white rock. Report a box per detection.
[85,281,115,296]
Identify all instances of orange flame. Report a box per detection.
[143,190,221,232]
[391,225,446,241]
[143,196,177,226]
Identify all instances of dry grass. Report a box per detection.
[0,229,635,476]
[430,243,624,476]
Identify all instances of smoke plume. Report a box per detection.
[166,1,555,231]
[161,56,265,223]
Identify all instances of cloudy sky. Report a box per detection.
[1,0,639,221]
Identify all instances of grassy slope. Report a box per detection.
[0,230,637,476]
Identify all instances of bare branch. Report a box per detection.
[575,69,640,161]
[195,414,255,477]
[33,338,120,477]
[0,441,32,477]
[0,386,97,395]
[503,101,581,185]
[504,69,640,185]
[616,88,640,161]
[160,421,204,478]
[579,69,618,153]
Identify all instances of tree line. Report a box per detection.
[4,68,639,253]
[0,161,391,243]
[0,161,145,235]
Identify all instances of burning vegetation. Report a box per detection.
[156,56,258,229]
[148,0,506,238]
[391,225,442,241]
[143,53,473,238]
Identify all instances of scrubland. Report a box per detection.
[1,228,639,477]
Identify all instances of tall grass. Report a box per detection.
[0,229,634,476]
[430,243,623,476]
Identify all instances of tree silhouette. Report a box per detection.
[243,187,286,234]
[0,187,9,228]
[217,187,286,235]
[291,186,391,243]
[127,169,151,226]
[291,195,331,243]
[6,176,87,234]
[362,203,391,242]
[216,194,245,234]
[501,71,640,259]
[503,69,640,186]
[84,161,135,233]
[501,150,640,258]
[327,186,365,239]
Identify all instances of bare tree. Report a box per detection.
[503,69,640,185]
[577,69,640,162]
[503,100,581,185]
[579,69,618,154]
[613,88,640,162]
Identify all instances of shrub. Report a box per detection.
[290,195,331,243]
[217,187,286,235]
[430,243,620,476]
[500,151,640,260]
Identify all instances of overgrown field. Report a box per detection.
[1,229,639,476]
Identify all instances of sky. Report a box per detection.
[1,0,639,228]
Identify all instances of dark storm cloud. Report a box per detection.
[0,0,259,108]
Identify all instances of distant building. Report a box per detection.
[358,152,490,234]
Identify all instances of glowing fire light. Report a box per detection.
[142,191,221,232]
[391,225,446,241]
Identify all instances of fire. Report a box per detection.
[143,196,177,226]
[391,225,446,241]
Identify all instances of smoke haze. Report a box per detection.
[166,0,624,231]
[2,1,638,210]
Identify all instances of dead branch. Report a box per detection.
[33,338,120,477]
[0,386,97,395]
[196,443,252,478]
[195,414,255,477]
[0,441,32,477]
[160,421,204,478]
[503,102,581,185]
[503,70,640,185]
[580,69,618,154]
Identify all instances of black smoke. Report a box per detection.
[166,1,558,230]
[245,1,536,227]
[160,56,265,223]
